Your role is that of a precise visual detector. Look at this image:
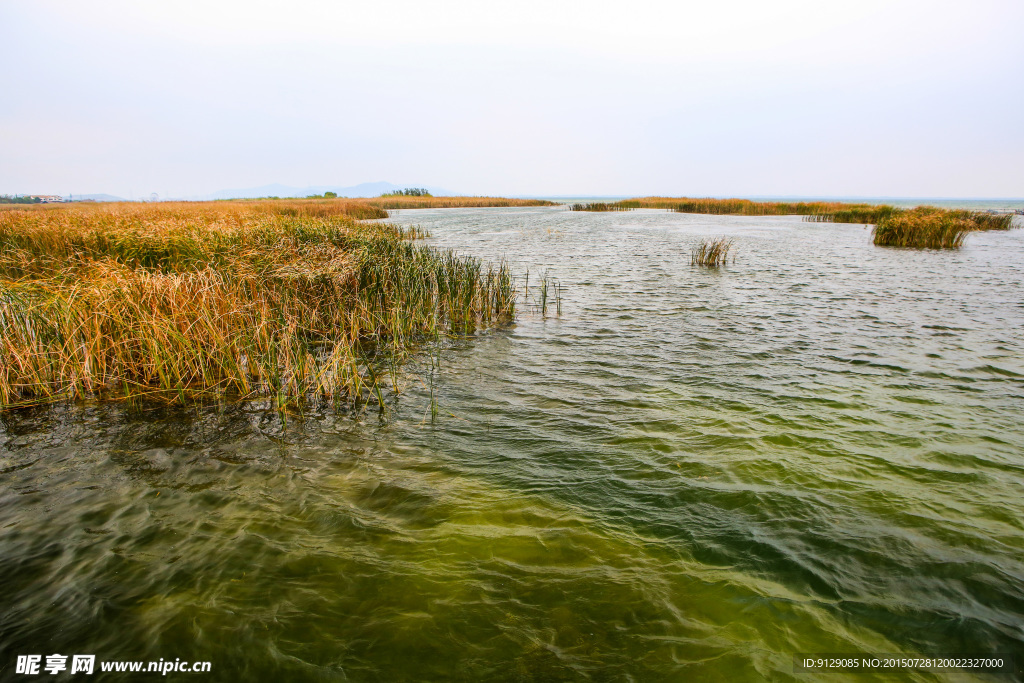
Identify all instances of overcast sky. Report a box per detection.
[2,0,1022,198]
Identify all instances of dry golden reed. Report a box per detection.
[365,196,555,210]
[571,197,877,216]
[691,238,734,267]
[868,207,1013,248]
[0,200,515,410]
[568,196,1016,249]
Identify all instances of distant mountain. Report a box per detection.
[204,181,455,200]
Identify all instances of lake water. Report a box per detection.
[1,207,1022,681]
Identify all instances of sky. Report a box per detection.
[2,0,1022,199]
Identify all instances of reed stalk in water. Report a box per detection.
[868,207,1014,248]
[691,238,734,267]
[367,196,555,210]
[569,203,633,212]
[871,209,968,249]
[570,197,879,216]
[0,201,516,410]
[564,196,1017,251]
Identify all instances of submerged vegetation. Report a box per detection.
[691,238,734,267]
[0,200,516,410]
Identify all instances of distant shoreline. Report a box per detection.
[532,196,1024,211]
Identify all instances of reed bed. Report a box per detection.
[218,195,552,212]
[691,238,734,267]
[365,196,555,210]
[0,201,515,410]
[949,210,1016,231]
[569,203,633,212]
[867,207,1012,248]
[570,197,879,216]
[802,206,899,224]
[806,205,1013,248]
[568,196,1016,250]
[870,210,970,249]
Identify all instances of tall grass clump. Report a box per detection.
[691,238,734,267]
[871,209,972,249]
[225,195,554,212]
[0,201,515,410]
[946,210,1014,231]
[805,205,1016,237]
[803,206,899,224]
[569,203,633,212]
[819,206,1019,249]
[570,197,882,217]
[368,196,555,210]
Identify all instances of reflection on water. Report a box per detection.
[2,207,1023,681]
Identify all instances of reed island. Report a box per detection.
[0,197,550,411]
[572,197,1015,249]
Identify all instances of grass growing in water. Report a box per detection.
[569,203,633,212]
[691,238,734,267]
[804,205,1013,249]
[802,206,899,224]
[871,211,969,249]
[0,201,515,410]
[367,196,555,210]
[565,196,1016,250]
[570,197,878,216]
[867,207,1014,248]
[806,206,1015,234]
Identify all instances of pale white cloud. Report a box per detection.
[2,0,1022,197]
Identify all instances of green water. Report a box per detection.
[2,207,1023,681]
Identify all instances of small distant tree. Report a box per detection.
[380,188,433,198]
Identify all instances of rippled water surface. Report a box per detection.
[2,207,1023,681]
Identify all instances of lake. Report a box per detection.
[1,206,1022,680]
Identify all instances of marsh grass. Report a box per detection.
[567,196,1016,251]
[868,208,978,249]
[368,196,555,210]
[571,197,880,216]
[520,270,562,318]
[951,211,1015,231]
[0,201,515,410]
[691,238,734,267]
[803,206,899,224]
[537,272,562,318]
[804,205,1016,240]
[807,205,1017,248]
[569,203,633,212]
